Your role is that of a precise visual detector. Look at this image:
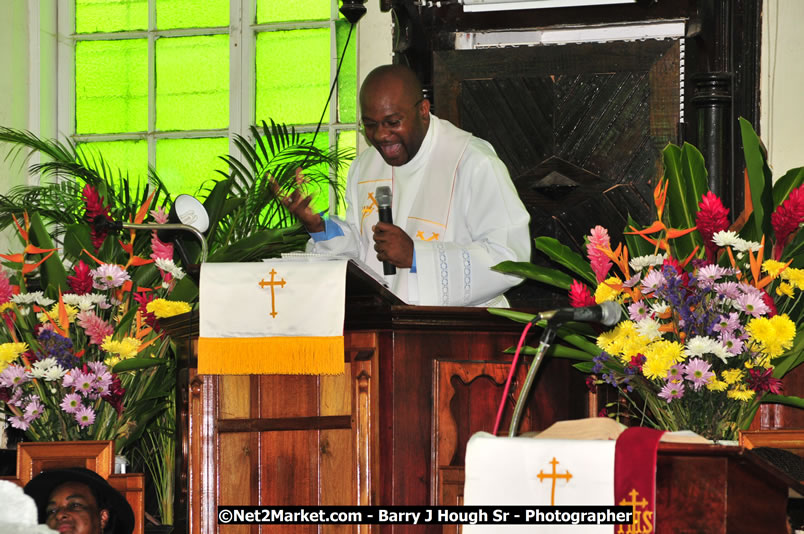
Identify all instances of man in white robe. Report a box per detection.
[283,64,530,307]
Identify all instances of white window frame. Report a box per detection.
[55,0,361,214]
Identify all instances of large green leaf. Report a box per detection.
[772,167,804,207]
[532,236,596,285]
[488,307,536,324]
[28,212,68,297]
[663,142,707,260]
[762,394,804,410]
[491,260,575,290]
[739,117,774,255]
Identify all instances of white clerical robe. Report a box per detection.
[308,115,531,307]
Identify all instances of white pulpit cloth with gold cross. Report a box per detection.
[463,432,615,533]
[198,260,347,375]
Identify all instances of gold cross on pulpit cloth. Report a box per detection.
[258,269,286,318]
[537,457,573,505]
[198,260,348,375]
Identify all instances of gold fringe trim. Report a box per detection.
[198,336,344,375]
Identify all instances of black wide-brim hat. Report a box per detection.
[23,467,135,534]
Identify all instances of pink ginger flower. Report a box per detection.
[568,280,596,308]
[76,311,114,346]
[0,269,13,305]
[695,192,730,263]
[586,226,613,283]
[150,207,170,224]
[771,184,804,260]
[150,234,174,261]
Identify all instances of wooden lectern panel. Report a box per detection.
[166,266,590,533]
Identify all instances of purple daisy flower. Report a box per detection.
[628,301,650,322]
[0,363,29,388]
[713,312,740,335]
[658,381,685,403]
[719,332,745,355]
[91,264,131,291]
[72,371,95,397]
[641,270,666,294]
[714,281,741,301]
[666,364,684,382]
[24,397,44,419]
[735,292,769,318]
[75,405,96,428]
[697,265,730,287]
[683,358,714,390]
[8,414,31,430]
[60,392,83,414]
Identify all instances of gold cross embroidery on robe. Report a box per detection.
[537,457,573,505]
[415,231,440,241]
[258,269,286,318]
[361,192,378,230]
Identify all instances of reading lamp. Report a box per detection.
[99,194,210,266]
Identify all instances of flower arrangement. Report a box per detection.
[0,186,190,453]
[492,119,804,441]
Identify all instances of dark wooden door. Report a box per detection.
[434,39,681,308]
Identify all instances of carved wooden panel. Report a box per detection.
[434,39,680,308]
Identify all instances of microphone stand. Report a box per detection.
[508,321,558,438]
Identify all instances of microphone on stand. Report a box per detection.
[535,301,622,326]
[375,186,396,276]
[91,195,210,283]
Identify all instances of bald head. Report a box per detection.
[359,65,431,166]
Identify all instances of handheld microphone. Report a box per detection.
[375,186,396,275]
[535,301,622,326]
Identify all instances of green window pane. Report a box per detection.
[156,138,229,197]
[76,0,148,34]
[156,35,229,131]
[256,0,329,23]
[256,29,329,126]
[156,0,229,29]
[336,20,357,124]
[336,130,356,216]
[77,140,149,185]
[76,39,148,134]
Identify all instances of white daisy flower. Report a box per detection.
[712,230,741,248]
[154,258,186,280]
[629,254,666,272]
[635,317,663,340]
[12,292,55,307]
[650,301,669,315]
[685,336,718,357]
[62,293,109,311]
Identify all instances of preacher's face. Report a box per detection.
[360,83,430,167]
[46,481,109,534]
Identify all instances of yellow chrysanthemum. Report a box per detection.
[146,298,191,319]
[706,378,728,392]
[101,335,142,360]
[782,267,804,289]
[595,321,650,363]
[105,355,121,368]
[721,369,744,385]
[747,314,796,359]
[0,302,14,313]
[594,277,622,304]
[762,259,787,278]
[37,304,79,325]
[641,340,685,380]
[0,342,28,364]
[727,386,756,402]
[776,282,795,298]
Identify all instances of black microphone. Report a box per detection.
[375,186,396,275]
[535,301,622,326]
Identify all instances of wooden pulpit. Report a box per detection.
[162,261,590,533]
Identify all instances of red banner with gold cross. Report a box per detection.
[614,427,666,534]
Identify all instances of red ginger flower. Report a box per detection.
[133,291,161,333]
[102,374,126,416]
[82,184,113,251]
[67,260,94,295]
[569,280,596,308]
[0,269,13,306]
[695,192,730,263]
[771,184,804,260]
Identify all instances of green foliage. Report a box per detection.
[662,142,708,259]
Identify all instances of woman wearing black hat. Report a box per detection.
[23,467,134,534]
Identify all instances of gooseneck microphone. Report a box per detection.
[535,301,622,326]
[375,186,396,276]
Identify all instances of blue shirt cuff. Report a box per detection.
[309,215,344,242]
[410,249,417,273]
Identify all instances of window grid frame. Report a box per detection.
[62,0,357,214]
